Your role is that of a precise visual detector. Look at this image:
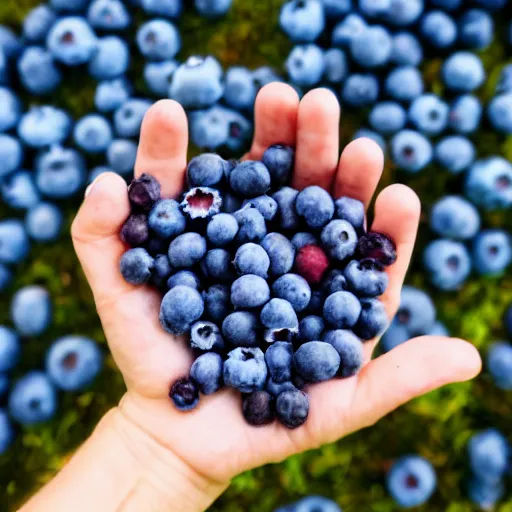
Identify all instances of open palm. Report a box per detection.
[71,84,480,490]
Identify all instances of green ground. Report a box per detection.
[0,1,511,511]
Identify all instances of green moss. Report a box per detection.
[1,1,512,511]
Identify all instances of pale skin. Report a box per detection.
[20,84,481,512]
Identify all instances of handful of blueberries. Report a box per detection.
[119,145,396,429]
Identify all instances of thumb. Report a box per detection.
[349,336,482,431]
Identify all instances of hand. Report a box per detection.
[71,84,481,510]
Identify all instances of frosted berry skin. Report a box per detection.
[354,298,389,341]
[357,232,397,266]
[148,199,186,240]
[242,195,278,221]
[190,352,223,395]
[186,153,227,188]
[189,321,224,352]
[344,259,389,298]
[223,347,267,393]
[294,244,330,285]
[262,144,294,187]
[159,285,204,336]
[295,185,335,229]
[234,243,270,278]
[242,391,275,426]
[120,213,149,247]
[128,173,161,211]
[321,220,358,261]
[294,341,341,382]
[168,232,207,268]
[323,330,364,378]
[323,291,362,329]
[261,233,296,277]
[265,342,294,383]
[272,273,311,312]
[222,312,260,348]
[233,207,267,244]
[170,377,200,412]
[120,248,154,285]
[231,275,270,309]
[229,161,271,198]
[276,389,309,429]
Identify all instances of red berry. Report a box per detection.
[294,244,330,285]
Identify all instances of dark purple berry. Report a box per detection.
[181,187,222,220]
[357,232,397,267]
[128,173,161,210]
[242,391,275,426]
[169,377,200,412]
[121,213,149,247]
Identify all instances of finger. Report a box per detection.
[246,82,300,160]
[292,88,341,191]
[135,99,188,198]
[334,138,384,207]
[303,336,481,447]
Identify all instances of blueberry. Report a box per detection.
[295,341,340,382]
[194,0,232,17]
[449,95,482,133]
[223,347,267,393]
[241,195,278,221]
[344,259,388,298]
[144,60,178,96]
[95,78,132,113]
[169,56,223,110]
[334,197,365,233]
[286,45,325,87]
[223,66,257,111]
[276,389,309,429]
[265,342,294,383]
[321,220,358,262]
[435,136,475,174]
[342,73,379,107]
[46,336,102,391]
[141,0,182,18]
[231,275,270,309]
[169,377,199,412]
[207,214,238,247]
[353,298,388,340]
[47,17,98,66]
[190,353,223,395]
[151,254,173,288]
[420,11,457,48]
[332,14,366,47]
[291,496,342,512]
[25,203,63,243]
[129,174,161,211]
[233,207,267,244]
[234,243,270,278]
[423,239,471,290]
[358,0,390,17]
[1,171,40,211]
[148,199,186,239]
[260,234,296,279]
[468,478,504,510]
[458,9,494,50]
[291,232,318,250]
[160,285,204,335]
[136,19,180,61]
[369,102,406,135]
[0,264,12,292]
[395,285,436,334]
[202,249,235,282]
[120,248,154,285]
[473,230,511,275]
[89,36,129,80]
[252,66,283,88]
[465,157,512,210]
[74,114,113,154]
[430,195,480,240]
[323,329,364,378]
[222,311,260,348]
[260,298,299,343]
[190,321,224,353]
[299,316,325,342]
[391,32,423,66]
[0,87,21,132]
[266,379,298,397]
[280,0,325,42]
[168,233,207,268]
[18,106,71,148]
[496,65,512,94]
[488,93,512,134]
[488,342,512,390]
[9,372,57,425]
[322,269,347,295]
[385,66,424,102]
[0,409,13,454]
[384,0,423,26]
[391,130,433,173]
[350,26,393,68]
[0,326,20,373]
[0,220,29,264]
[87,0,131,31]
[469,430,509,484]
[23,5,57,42]
[187,153,227,188]
[272,187,300,231]
[409,94,449,136]
[272,274,311,313]
[387,456,437,508]
[230,161,271,198]
[242,391,275,426]
[356,232,397,267]
[114,99,151,138]
[167,270,200,290]
[203,285,231,324]
[296,186,335,229]
[181,187,222,220]
[381,320,410,352]
[323,291,361,329]
[443,52,485,92]
[36,146,86,198]
[321,0,352,18]
[323,48,348,83]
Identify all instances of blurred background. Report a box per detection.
[0,0,511,510]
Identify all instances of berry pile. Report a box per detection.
[119,146,396,428]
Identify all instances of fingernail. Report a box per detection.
[85,174,108,198]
